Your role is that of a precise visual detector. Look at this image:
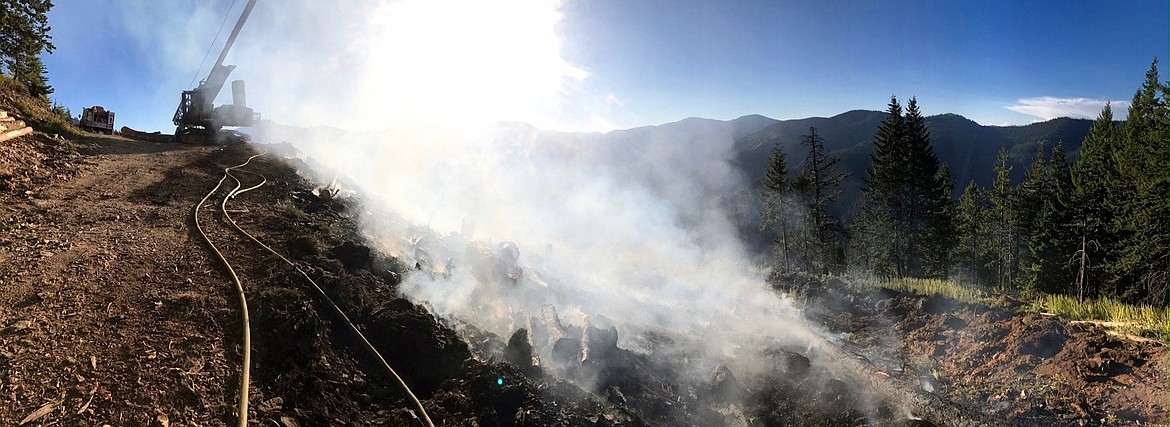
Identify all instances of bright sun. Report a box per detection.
[352,0,587,128]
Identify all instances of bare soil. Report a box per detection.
[789,276,1168,426]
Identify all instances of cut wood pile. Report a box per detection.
[0,109,33,144]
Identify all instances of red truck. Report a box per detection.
[80,106,115,134]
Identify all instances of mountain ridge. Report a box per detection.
[254,110,1095,215]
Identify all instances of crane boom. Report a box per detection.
[173,0,260,144]
[203,0,258,105]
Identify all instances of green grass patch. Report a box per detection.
[1032,293,1168,338]
[845,275,988,305]
[839,273,1168,339]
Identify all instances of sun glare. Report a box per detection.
[352,0,587,129]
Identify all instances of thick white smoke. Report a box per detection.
[118,0,827,387]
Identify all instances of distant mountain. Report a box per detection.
[252,111,1094,255]
[725,111,1092,252]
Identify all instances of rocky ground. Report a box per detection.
[0,128,1164,426]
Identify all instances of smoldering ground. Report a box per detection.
[124,0,903,422]
[259,120,906,424]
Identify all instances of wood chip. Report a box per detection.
[77,385,98,415]
[19,392,64,425]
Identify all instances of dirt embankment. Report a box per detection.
[785,276,1168,426]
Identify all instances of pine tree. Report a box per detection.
[853,96,953,278]
[759,143,794,273]
[798,126,848,273]
[1014,144,1049,291]
[1024,142,1075,294]
[986,147,1019,290]
[1111,60,1169,304]
[923,165,956,277]
[790,170,815,269]
[954,181,989,284]
[847,207,887,274]
[1070,104,1119,300]
[0,0,56,97]
[855,97,907,276]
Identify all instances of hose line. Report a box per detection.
[193,152,266,427]
[223,159,436,427]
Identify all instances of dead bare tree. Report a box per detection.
[1142,252,1167,307]
[1069,232,1099,303]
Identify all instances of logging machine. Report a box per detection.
[173,0,259,144]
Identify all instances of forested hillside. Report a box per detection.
[751,60,1167,307]
[733,111,1094,216]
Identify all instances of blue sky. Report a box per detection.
[43,0,1168,133]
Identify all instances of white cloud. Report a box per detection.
[1005,97,1129,121]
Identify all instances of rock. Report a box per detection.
[784,351,811,376]
[710,365,746,403]
[764,347,810,376]
[539,304,568,347]
[151,414,169,427]
[259,396,284,412]
[582,315,618,362]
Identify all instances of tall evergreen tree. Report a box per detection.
[923,165,956,277]
[1014,144,1049,291]
[0,0,55,97]
[1111,60,1169,304]
[855,97,907,276]
[798,127,848,273]
[986,147,1019,290]
[954,181,990,284]
[1024,142,1075,294]
[1070,104,1119,299]
[852,96,953,278]
[758,143,795,274]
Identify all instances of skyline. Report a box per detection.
[42,0,1169,133]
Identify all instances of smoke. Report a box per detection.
[117,0,619,132]
[274,120,822,363]
[117,0,835,406]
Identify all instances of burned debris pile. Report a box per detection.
[259,150,914,425]
[245,144,1162,426]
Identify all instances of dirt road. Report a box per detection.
[0,137,421,426]
[0,138,254,425]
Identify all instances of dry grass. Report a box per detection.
[0,75,84,141]
[1033,294,1168,338]
[845,275,988,305]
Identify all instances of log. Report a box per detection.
[120,126,175,143]
[0,126,32,144]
